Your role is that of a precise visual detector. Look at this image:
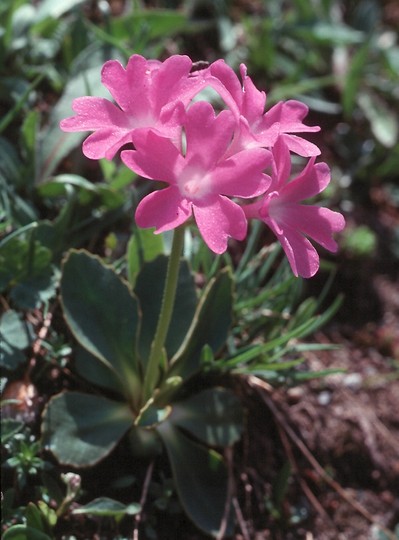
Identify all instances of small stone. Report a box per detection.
[318,390,332,406]
[343,372,362,389]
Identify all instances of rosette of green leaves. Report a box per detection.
[41,247,242,537]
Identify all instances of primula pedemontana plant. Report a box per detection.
[43,53,346,537]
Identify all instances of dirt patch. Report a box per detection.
[231,261,399,539]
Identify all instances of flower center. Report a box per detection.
[128,111,156,129]
[178,166,212,201]
[259,191,279,217]
[260,191,286,235]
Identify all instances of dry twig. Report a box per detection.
[133,460,155,540]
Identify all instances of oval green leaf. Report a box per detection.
[169,268,234,379]
[134,255,197,363]
[156,422,234,537]
[41,391,133,466]
[169,387,243,447]
[60,250,141,403]
[72,497,141,517]
[2,525,51,540]
[74,346,123,395]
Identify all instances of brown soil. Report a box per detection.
[231,256,399,539]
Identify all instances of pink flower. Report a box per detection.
[244,137,345,278]
[60,54,208,160]
[202,60,321,157]
[121,101,272,254]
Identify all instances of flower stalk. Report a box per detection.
[143,226,185,401]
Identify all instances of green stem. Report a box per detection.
[143,226,185,401]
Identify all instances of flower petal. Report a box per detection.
[278,205,345,251]
[101,56,153,114]
[184,102,235,169]
[135,187,191,232]
[60,97,129,131]
[60,97,135,159]
[83,129,133,160]
[153,55,194,109]
[240,64,266,124]
[206,59,242,115]
[193,196,247,254]
[254,101,321,156]
[280,133,321,157]
[212,148,272,198]
[282,160,330,202]
[122,130,182,182]
[263,100,320,133]
[266,219,320,278]
[272,136,292,189]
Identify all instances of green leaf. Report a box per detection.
[1,525,52,540]
[169,268,233,379]
[0,137,22,187]
[10,270,58,310]
[385,46,399,77]
[0,310,29,349]
[37,64,108,180]
[21,110,39,153]
[286,297,318,330]
[153,375,183,408]
[0,74,43,135]
[34,0,86,21]
[128,425,162,458]
[342,42,369,118]
[358,91,398,148]
[74,347,123,394]
[36,501,57,528]
[291,368,345,381]
[236,273,296,311]
[127,228,164,288]
[170,388,243,447]
[304,22,365,45]
[0,229,49,289]
[60,250,141,404]
[42,391,133,466]
[0,221,58,308]
[268,75,335,103]
[37,174,97,198]
[72,497,141,517]
[25,503,47,534]
[37,174,125,209]
[109,10,188,43]
[156,422,234,537]
[0,310,30,370]
[134,255,197,363]
[0,419,24,443]
[0,342,25,370]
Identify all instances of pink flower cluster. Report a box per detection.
[61,54,345,277]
